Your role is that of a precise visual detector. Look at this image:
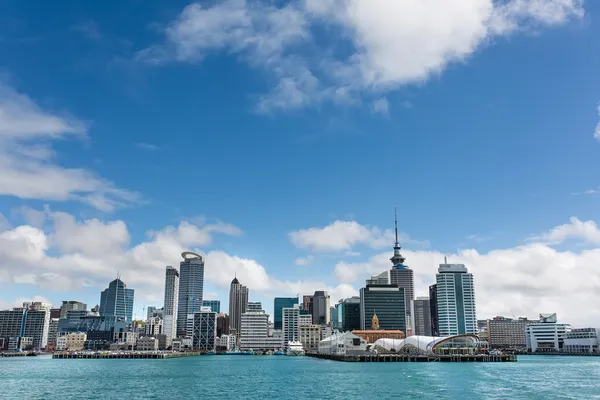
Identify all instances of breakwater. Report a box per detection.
[306,353,517,362]
[52,351,202,359]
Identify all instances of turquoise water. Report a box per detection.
[2,355,600,399]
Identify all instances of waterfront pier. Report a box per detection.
[52,351,202,359]
[306,353,517,362]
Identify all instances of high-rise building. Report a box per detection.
[435,263,477,336]
[282,305,300,348]
[337,297,361,332]
[217,313,230,337]
[411,297,432,336]
[388,209,414,325]
[312,291,330,326]
[239,309,281,351]
[229,277,248,335]
[50,308,61,319]
[163,265,179,343]
[274,297,298,330]
[99,278,134,322]
[177,252,205,337]
[60,301,87,319]
[202,300,220,314]
[359,284,406,331]
[47,318,59,347]
[190,308,217,352]
[429,284,439,336]
[0,303,51,350]
[302,295,313,314]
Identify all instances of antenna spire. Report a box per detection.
[394,207,399,245]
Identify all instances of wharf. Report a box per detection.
[1,352,30,357]
[306,353,517,362]
[52,351,202,359]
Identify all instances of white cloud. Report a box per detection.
[0,82,139,211]
[139,0,584,110]
[0,295,52,310]
[289,220,427,252]
[595,103,600,141]
[370,97,389,116]
[295,255,313,266]
[335,241,600,327]
[528,216,600,245]
[400,100,414,109]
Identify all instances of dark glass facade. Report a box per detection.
[202,300,221,314]
[99,279,134,322]
[429,284,439,336]
[274,297,298,330]
[359,284,406,331]
[341,298,361,332]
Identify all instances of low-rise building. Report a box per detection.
[525,314,571,352]
[218,334,236,351]
[318,332,368,356]
[352,330,405,344]
[486,316,536,349]
[65,332,87,351]
[136,336,159,351]
[299,325,322,352]
[563,328,600,353]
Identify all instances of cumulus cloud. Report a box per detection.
[138,0,584,111]
[0,209,347,307]
[0,82,139,211]
[289,220,427,252]
[334,241,600,327]
[528,216,600,245]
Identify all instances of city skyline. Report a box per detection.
[1,0,600,328]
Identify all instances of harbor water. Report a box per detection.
[1,355,600,399]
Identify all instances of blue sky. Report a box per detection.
[1,0,600,326]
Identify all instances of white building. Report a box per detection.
[240,308,282,351]
[163,265,179,346]
[525,314,571,352]
[435,263,477,336]
[299,324,322,352]
[318,332,368,356]
[145,317,164,336]
[218,334,236,351]
[282,305,300,349]
[563,328,600,353]
[56,335,67,351]
[373,334,481,355]
[136,337,159,351]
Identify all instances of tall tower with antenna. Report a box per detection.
[388,208,415,334]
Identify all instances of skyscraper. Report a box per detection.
[312,291,330,326]
[274,297,298,330]
[429,284,439,336]
[411,297,432,336]
[359,284,406,331]
[229,276,248,335]
[191,307,217,352]
[338,297,361,332]
[163,265,179,343]
[388,209,414,327]
[99,278,134,322]
[177,252,205,337]
[282,305,300,348]
[146,306,157,321]
[435,263,477,336]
